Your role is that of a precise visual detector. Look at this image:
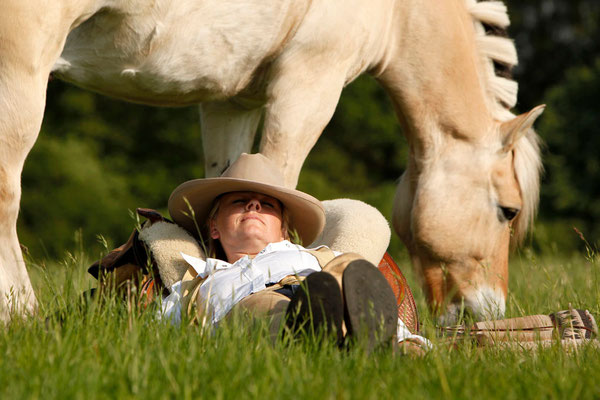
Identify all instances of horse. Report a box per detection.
[0,0,543,323]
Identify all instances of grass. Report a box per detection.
[1,242,599,400]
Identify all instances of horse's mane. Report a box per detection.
[468,0,542,246]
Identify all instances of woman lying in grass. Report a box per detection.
[90,153,597,352]
[163,153,428,350]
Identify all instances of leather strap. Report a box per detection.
[303,247,337,268]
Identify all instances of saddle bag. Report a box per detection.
[88,208,205,303]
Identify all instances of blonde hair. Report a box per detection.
[206,194,297,260]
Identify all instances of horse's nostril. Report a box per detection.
[500,206,519,221]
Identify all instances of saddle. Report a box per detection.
[88,199,421,333]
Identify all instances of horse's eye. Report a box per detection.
[499,206,520,221]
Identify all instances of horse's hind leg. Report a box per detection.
[200,100,263,177]
[259,57,346,188]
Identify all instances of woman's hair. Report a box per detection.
[205,194,298,260]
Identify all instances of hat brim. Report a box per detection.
[168,177,325,246]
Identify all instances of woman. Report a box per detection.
[95,153,596,351]
[166,153,426,348]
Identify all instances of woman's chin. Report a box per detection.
[237,233,282,251]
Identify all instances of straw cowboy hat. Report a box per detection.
[168,153,325,245]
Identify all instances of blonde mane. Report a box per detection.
[468,0,542,245]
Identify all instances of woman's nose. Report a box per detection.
[245,199,261,211]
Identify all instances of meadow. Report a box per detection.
[1,236,598,400]
[1,1,597,397]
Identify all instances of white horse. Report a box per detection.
[0,0,543,323]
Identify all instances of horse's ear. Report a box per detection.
[500,105,545,153]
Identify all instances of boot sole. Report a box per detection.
[343,260,397,350]
[285,272,343,342]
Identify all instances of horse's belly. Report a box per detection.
[54,52,253,106]
[52,1,297,105]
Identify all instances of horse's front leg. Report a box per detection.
[0,61,49,320]
[0,2,80,319]
[259,57,347,188]
[200,100,263,177]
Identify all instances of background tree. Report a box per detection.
[506,0,600,110]
[534,58,600,249]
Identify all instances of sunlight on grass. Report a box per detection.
[1,241,599,399]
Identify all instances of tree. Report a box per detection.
[535,58,600,248]
[506,0,600,110]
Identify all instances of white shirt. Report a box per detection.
[162,240,335,325]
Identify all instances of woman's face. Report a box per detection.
[209,191,286,262]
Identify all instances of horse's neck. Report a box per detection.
[378,0,493,150]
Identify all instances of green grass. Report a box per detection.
[1,244,599,400]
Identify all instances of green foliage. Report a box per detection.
[19,135,133,257]
[536,58,600,248]
[505,0,600,109]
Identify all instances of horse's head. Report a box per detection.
[393,106,544,324]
